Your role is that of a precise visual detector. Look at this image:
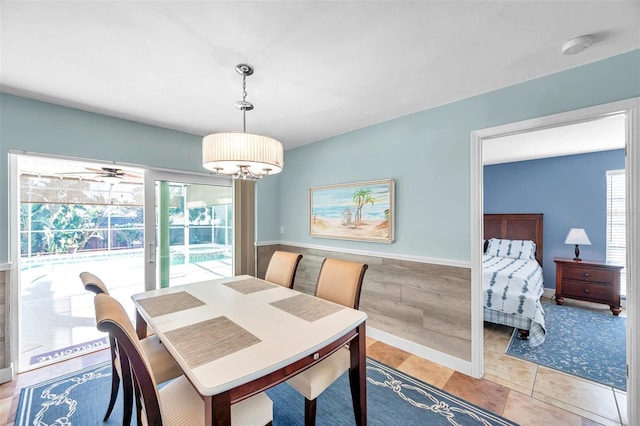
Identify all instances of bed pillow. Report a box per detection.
[486,238,536,261]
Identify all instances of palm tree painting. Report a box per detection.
[310,179,394,243]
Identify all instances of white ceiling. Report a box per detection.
[483,114,627,165]
[1,1,638,152]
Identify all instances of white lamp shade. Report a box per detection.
[564,228,591,245]
[202,132,284,177]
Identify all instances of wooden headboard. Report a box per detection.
[484,213,544,266]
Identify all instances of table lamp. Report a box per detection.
[564,228,591,261]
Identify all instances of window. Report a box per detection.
[606,170,626,296]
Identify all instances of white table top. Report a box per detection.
[132,275,367,396]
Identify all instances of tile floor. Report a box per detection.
[366,333,626,426]
[1,299,628,425]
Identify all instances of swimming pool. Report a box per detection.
[20,244,232,270]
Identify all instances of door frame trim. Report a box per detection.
[8,154,20,375]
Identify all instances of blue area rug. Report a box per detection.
[15,359,517,425]
[506,302,626,390]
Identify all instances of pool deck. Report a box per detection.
[19,251,231,372]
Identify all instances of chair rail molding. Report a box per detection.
[255,240,470,269]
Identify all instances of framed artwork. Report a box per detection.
[309,179,394,243]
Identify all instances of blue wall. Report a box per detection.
[257,50,640,264]
[484,149,625,288]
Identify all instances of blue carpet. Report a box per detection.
[506,302,626,390]
[15,359,517,425]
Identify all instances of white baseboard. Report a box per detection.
[0,364,14,384]
[367,326,472,376]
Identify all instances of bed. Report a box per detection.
[483,213,546,347]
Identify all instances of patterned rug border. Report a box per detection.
[15,359,518,425]
[365,358,518,425]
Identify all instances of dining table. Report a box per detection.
[131,274,368,426]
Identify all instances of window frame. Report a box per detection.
[606,169,626,297]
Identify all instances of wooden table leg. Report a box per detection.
[349,322,367,426]
[204,391,232,426]
[135,311,147,340]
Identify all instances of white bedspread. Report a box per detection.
[483,254,546,346]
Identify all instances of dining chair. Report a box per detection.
[264,251,303,288]
[286,258,368,426]
[80,271,182,423]
[94,293,274,426]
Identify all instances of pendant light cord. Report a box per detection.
[242,73,247,133]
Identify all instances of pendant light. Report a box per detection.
[202,64,283,180]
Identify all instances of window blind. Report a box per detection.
[606,170,626,297]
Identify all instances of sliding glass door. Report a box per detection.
[14,155,145,372]
[10,158,232,372]
[144,172,232,289]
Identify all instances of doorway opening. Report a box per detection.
[470,98,639,424]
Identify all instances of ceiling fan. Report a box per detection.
[56,167,142,183]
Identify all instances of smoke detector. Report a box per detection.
[562,35,593,55]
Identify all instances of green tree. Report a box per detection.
[22,203,113,254]
[352,188,375,227]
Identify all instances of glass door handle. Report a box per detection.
[148,243,156,263]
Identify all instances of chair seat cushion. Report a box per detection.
[160,376,273,425]
[140,335,182,384]
[286,347,350,400]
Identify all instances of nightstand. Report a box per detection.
[554,257,624,316]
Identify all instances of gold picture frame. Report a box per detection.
[309,179,394,243]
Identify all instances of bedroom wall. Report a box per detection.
[483,149,625,289]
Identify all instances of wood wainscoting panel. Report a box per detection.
[257,244,471,362]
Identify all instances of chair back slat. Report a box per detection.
[315,258,368,309]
